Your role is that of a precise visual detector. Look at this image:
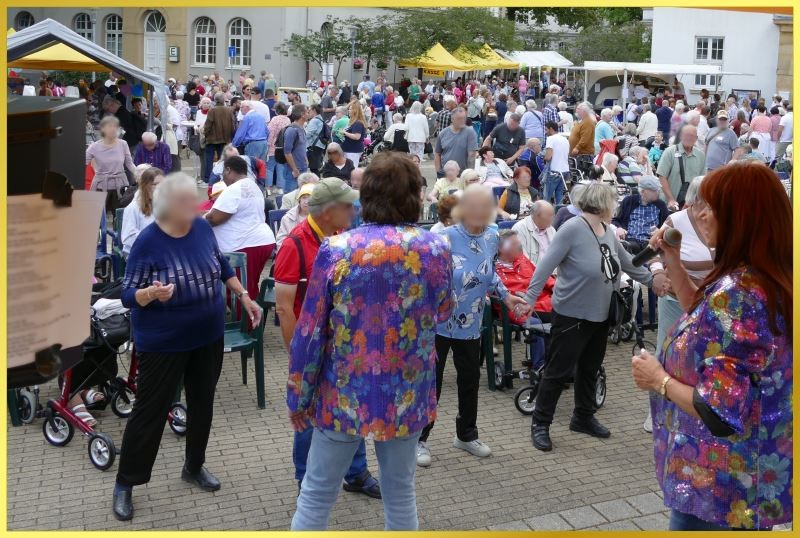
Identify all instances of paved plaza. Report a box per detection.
[8,316,672,531]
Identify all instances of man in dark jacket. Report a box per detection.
[203,93,235,180]
[612,175,669,254]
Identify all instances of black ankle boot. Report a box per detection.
[112,488,134,521]
[531,423,553,452]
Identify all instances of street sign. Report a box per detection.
[228,46,236,58]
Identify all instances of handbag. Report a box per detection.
[580,217,626,328]
[424,140,433,155]
[86,311,131,354]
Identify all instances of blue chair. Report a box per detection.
[275,195,283,209]
[268,209,288,237]
[492,186,506,201]
[95,211,120,281]
[498,219,516,229]
[222,252,267,409]
[776,171,789,180]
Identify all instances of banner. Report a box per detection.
[422,68,446,78]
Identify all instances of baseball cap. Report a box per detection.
[308,177,358,207]
[298,183,316,199]
[716,109,729,120]
[638,176,661,192]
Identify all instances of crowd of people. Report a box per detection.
[65,66,795,532]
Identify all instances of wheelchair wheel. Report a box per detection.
[43,412,74,447]
[609,327,621,345]
[632,340,657,356]
[110,387,135,418]
[514,384,538,415]
[169,403,188,436]
[594,368,607,410]
[493,363,506,390]
[620,323,634,342]
[18,388,36,424]
[88,432,116,471]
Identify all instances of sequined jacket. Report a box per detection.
[651,266,792,529]
[286,224,453,441]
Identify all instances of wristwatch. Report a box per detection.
[236,290,249,299]
[659,375,672,399]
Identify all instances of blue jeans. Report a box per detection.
[292,428,368,483]
[291,428,421,530]
[669,509,763,531]
[544,172,567,205]
[472,120,482,140]
[244,139,267,161]
[204,143,225,181]
[266,157,289,190]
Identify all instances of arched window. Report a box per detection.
[228,18,252,68]
[193,17,217,66]
[145,11,166,33]
[104,15,123,57]
[14,11,34,31]
[73,13,94,41]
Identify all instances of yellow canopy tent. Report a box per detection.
[453,44,520,70]
[7,28,109,72]
[400,43,476,72]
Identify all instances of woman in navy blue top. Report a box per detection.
[112,173,261,522]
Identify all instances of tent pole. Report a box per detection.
[622,68,628,125]
[148,86,154,132]
[583,73,588,105]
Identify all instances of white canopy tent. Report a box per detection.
[574,61,751,114]
[497,50,574,89]
[7,18,168,127]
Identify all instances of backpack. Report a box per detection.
[392,128,410,153]
[315,118,331,147]
[274,124,297,164]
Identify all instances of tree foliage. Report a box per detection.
[283,17,352,79]
[570,21,651,64]
[507,8,642,29]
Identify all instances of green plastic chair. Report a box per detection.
[222,252,267,409]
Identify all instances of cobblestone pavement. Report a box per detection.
[8,155,673,530]
[8,320,672,531]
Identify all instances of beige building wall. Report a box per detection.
[120,8,187,81]
[774,16,793,100]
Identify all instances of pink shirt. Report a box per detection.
[750,115,772,133]
[267,115,291,156]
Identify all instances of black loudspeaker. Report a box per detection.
[7,96,87,195]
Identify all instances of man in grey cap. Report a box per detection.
[612,176,670,254]
[273,175,380,499]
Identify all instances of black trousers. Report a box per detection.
[532,311,609,426]
[419,335,481,443]
[116,338,224,486]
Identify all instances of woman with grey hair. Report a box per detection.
[594,108,616,154]
[281,171,320,209]
[616,123,639,158]
[600,152,619,184]
[553,181,588,230]
[641,175,713,433]
[521,99,545,140]
[86,115,137,211]
[405,101,430,161]
[113,172,260,521]
[522,182,653,452]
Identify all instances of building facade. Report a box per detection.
[9,7,400,86]
[645,8,792,103]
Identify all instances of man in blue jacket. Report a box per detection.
[612,176,669,254]
[655,103,673,141]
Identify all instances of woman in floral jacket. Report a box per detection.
[632,161,792,531]
[287,153,452,530]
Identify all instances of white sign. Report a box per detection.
[322,63,334,83]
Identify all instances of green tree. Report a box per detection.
[507,8,642,29]
[571,21,651,63]
[283,17,352,80]
[346,17,400,73]
[392,8,521,60]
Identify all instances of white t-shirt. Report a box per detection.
[211,178,276,252]
[558,111,574,134]
[779,112,793,142]
[546,134,570,173]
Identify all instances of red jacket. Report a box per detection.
[494,254,554,325]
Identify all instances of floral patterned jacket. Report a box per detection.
[651,266,792,529]
[287,224,453,441]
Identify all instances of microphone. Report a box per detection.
[631,227,682,267]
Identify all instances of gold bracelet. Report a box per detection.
[659,375,672,400]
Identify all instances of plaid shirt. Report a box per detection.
[436,108,452,134]
[543,104,559,128]
[628,202,660,242]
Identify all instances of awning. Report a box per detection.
[7,18,167,112]
[499,51,573,69]
[579,61,749,76]
[7,28,109,72]
[400,43,475,72]
[453,44,519,70]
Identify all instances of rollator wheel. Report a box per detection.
[169,403,188,436]
[494,363,506,390]
[514,385,538,416]
[620,323,634,342]
[594,368,608,410]
[609,327,621,345]
[42,412,74,447]
[18,389,36,424]
[88,432,116,470]
[110,387,136,418]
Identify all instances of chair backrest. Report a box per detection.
[498,219,515,229]
[492,185,506,201]
[268,209,288,236]
[222,251,249,332]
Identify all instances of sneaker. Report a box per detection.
[643,412,653,433]
[416,441,432,467]
[453,437,492,458]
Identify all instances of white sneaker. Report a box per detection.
[453,437,492,458]
[416,441,432,467]
[643,412,653,433]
